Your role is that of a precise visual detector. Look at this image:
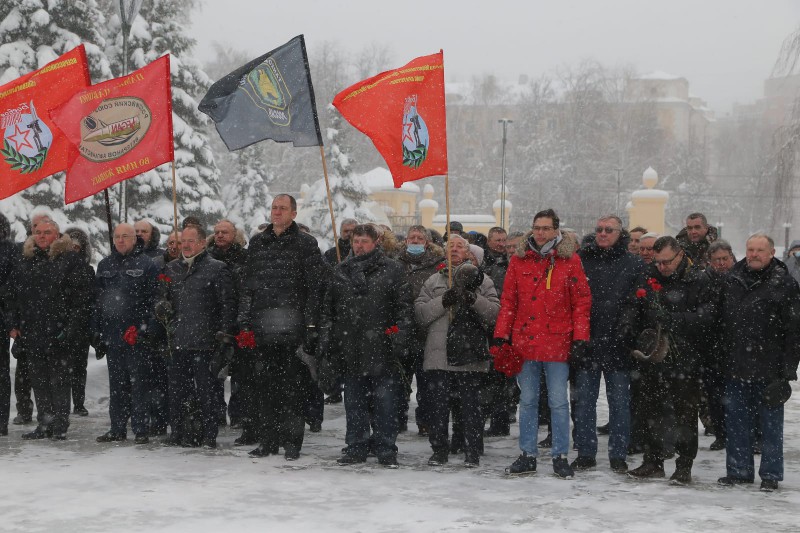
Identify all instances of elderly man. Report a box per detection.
[637,232,658,265]
[161,225,237,449]
[495,209,591,478]
[623,236,715,484]
[319,224,413,468]
[6,218,93,440]
[324,218,358,265]
[676,213,718,268]
[718,234,800,492]
[95,224,160,444]
[416,234,499,467]
[572,215,645,474]
[238,195,326,460]
[135,219,164,259]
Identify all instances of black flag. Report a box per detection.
[199,35,322,150]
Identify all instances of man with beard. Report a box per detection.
[623,236,715,484]
[320,224,414,468]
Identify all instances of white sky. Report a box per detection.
[189,0,800,114]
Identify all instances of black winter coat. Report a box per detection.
[238,222,325,346]
[720,258,800,381]
[319,249,414,377]
[397,245,445,349]
[0,239,21,333]
[621,258,716,374]
[577,233,646,371]
[6,235,94,355]
[481,249,510,298]
[95,239,159,349]
[323,238,352,265]
[143,224,165,259]
[163,250,237,351]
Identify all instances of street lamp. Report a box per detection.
[498,118,513,230]
[783,222,793,257]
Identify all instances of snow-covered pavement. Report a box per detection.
[2,357,799,533]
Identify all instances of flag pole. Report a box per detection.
[445,172,452,288]
[319,145,341,262]
[171,161,179,236]
[103,189,114,244]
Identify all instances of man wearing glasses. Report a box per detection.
[623,236,715,485]
[573,215,645,474]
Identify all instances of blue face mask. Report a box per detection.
[407,244,425,255]
[794,251,800,258]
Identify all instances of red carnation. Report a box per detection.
[435,262,446,271]
[235,330,257,349]
[651,282,663,292]
[636,288,647,299]
[158,273,172,283]
[123,326,138,346]
[385,325,400,336]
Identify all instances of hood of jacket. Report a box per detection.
[22,233,74,260]
[515,229,578,260]
[64,227,92,263]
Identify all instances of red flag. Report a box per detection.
[333,51,447,188]
[50,55,174,204]
[0,46,90,200]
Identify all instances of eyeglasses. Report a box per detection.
[532,225,554,232]
[595,226,619,234]
[655,251,682,267]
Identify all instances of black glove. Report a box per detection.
[442,288,462,308]
[617,323,635,348]
[490,337,511,350]
[784,365,798,382]
[569,340,590,368]
[210,331,235,378]
[303,326,319,355]
[461,290,477,307]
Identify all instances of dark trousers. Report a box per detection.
[629,365,648,448]
[150,354,169,432]
[213,377,226,422]
[1,340,9,429]
[14,351,34,420]
[229,347,257,432]
[304,369,324,426]
[343,372,400,460]
[253,344,308,453]
[106,345,152,437]
[29,350,71,435]
[487,370,515,431]
[702,364,727,440]
[169,349,218,441]
[427,370,484,458]
[69,342,89,410]
[639,366,700,468]
[398,345,427,429]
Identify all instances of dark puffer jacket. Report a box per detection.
[397,244,445,349]
[323,238,352,265]
[95,238,159,348]
[6,235,94,355]
[720,258,800,381]
[319,248,414,377]
[482,249,510,298]
[163,250,237,351]
[620,257,716,374]
[676,225,718,269]
[238,222,325,346]
[577,232,646,371]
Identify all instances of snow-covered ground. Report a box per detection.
[2,357,799,533]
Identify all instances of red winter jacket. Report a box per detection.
[494,231,591,362]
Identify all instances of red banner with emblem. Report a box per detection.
[0,46,90,200]
[50,55,174,204]
[333,51,448,188]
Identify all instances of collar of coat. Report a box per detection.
[22,234,73,260]
[515,230,577,260]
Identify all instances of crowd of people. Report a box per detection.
[0,198,798,492]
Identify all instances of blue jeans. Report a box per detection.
[107,345,152,437]
[725,379,784,481]
[517,361,570,457]
[343,373,400,460]
[574,368,630,461]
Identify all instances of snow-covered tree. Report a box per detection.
[222,145,273,238]
[304,105,375,240]
[103,0,224,234]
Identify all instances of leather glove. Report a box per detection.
[303,326,319,355]
[442,288,462,308]
[569,340,590,368]
[210,332,236,378]
[235,330,256,349]
[123,326,138,346]
[461,290,477,307]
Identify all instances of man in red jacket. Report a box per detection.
[494,209,591,478]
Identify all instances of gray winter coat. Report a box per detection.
[415,265,500,372]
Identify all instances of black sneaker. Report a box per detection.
[162,433,183,447]
[597,423,610,435]
[73,406,89,417]
[610,459,629,473]
[337,454,366,465]
[538,433,552,448]
[709,437,726,451]
[628,462,665,479]
[428,450,449,466]
[760,479,779,492]
[464,454,480,468]
[553,455,574,479]
[379,456,399,469]
[134,435,150,445]
[21,428,49,440]
[718,476,753,486]
[670,467,692,485]
[248,444,278,457]
[12,415,32,425]
[505,453,537,476]
[570,456,596,471]
[96,432,127,443]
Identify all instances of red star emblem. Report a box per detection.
[8,124,33,152]
[402,122,414,144]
